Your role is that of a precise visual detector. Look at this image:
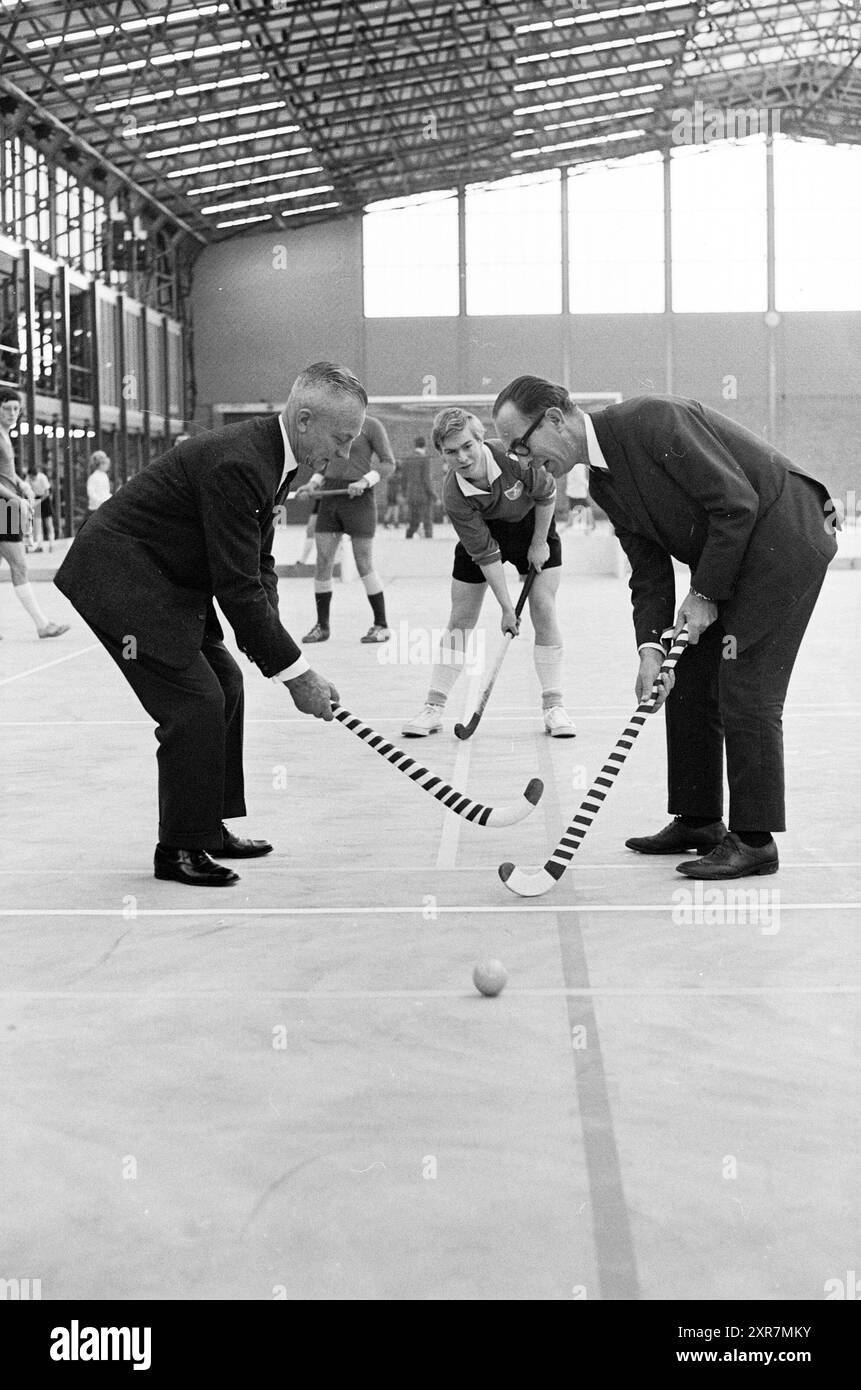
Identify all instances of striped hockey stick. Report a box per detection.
[498,627,690,896]
[333,705,544,828]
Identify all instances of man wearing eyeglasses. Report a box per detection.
[402,405,576,740]
[493,376,837,880]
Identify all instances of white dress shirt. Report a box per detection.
[271,416,310,684]
[582,413,665,656]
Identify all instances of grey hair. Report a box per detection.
[431,407,485,453]
[289,361,368,408]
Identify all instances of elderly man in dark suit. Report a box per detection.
[55,362,365,887]
[493,378,838,879]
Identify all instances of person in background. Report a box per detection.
[565,461,595,531]
[383,462,403,529]
[402,407,576,739]
[403,436,436,539]
[86,451,112,513]
[0,388,69,639]
[27,463,55,552]
[298,497,318,566]
[297,413,396,645]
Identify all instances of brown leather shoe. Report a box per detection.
[214,824,273,858]
[626,818,727,854]
[676,832,778,879]
[154,846,239,886]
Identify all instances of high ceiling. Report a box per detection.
[1,0,860,247]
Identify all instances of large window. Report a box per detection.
[671,138,767,311]
[774,137,861,310]
[569,153,664,312]
[465,171,561,315]
[363,191,459,316]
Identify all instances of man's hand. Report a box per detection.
[527,539,550,573]
[636,648,675,709]
[500,606,519,637]
[285,669,340,720]
[675,590,718,645]
[347,479,368,498]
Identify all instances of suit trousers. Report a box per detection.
[92,618,246,850]
[665,567,827,832]
[406,499,433,537]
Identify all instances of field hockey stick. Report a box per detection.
[499,626,690,896]
[454,567,538,741]
[332,705,543,828]
[285,487,354,501]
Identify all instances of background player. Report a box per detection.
[297,414,396,644]
[402,407,576,739]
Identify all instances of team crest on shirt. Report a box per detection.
[504,480,524,501]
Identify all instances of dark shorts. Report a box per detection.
[453,514,562,583]
[316,487,377,538]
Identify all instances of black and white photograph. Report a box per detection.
[1,0,859,1342]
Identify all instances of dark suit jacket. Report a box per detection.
[587,396,837,651]
[402,453,435,504]
[54,415,301,676]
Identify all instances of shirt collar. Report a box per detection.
[582,412,609,471]
[455,443,502,496]
[278,415,299,488]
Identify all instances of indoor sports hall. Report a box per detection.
[1,0,859,1307]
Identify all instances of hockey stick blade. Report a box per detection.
[334,705,544,827]
[453,568,537,741]
[499,628,691,896]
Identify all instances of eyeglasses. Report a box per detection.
[506,410,547,461]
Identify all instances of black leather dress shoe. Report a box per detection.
[676,832,778,879]
[154,846,239,886]
[625,817,727,854]
[214,824,273,858]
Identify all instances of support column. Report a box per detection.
[57,264,73,535]
[765,135,779,445]
[663,149,675,393]
[561,166,571,387]
[117,293,128,485]
[457,183,467,389]
[22,247,36,473]
[89,281,102,451]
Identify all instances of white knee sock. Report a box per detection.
[533,643,564,709]
[361,570,383,596]
[14,582,48,631]
[427,633,468,706]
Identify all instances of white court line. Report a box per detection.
[1,861,859,876]
[0,644,99,687]
[2,708,859,727]
[1,986,858,1000]
[0,902,858,918]
[435,662,484,871]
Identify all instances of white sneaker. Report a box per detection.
[544,705,577,738]
[402,703,444,737]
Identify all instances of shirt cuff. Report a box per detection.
[271,656,310,683]
[637,642,666,655]
[363,469,380,487]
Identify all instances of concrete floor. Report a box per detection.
[1,525,859,1301]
